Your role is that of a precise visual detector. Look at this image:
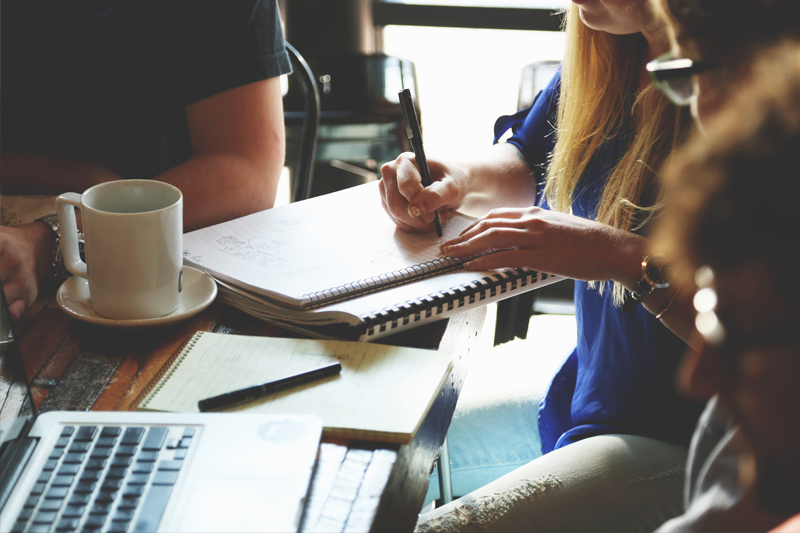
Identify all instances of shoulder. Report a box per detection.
[769,514,800,532]
[494,67,562,166]
[164,0,290,106]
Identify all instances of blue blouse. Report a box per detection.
[494,70,701,453]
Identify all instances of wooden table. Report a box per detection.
[13,295,486,533]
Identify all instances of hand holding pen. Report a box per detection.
[398,89,444,238]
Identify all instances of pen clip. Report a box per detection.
[399,89,415,141]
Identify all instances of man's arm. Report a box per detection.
[2,76,285,228]
[1,75,286,319]
[0,152,122,194]
[158,76,286,231]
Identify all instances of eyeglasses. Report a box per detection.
[694,266,799,364]
[647,52,717,107]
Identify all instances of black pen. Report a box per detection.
[399,88,444,238]
[197,362,342,412]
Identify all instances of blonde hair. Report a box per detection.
[543,4,690,305]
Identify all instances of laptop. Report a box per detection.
[0,289,323,533]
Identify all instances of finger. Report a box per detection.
[443,227,533,257]
[380,156,432,230]
[440,233,464,250]
[380,191,433,233]
[407,184,447,220]
[382,180,429,230]
[7,298,25,323]
[458,216,531,243]
[458,208,526,236]
[2,278,31,323]
[463,249,532,271]
[378,177,387,202]
[404,158,459,218]
[393,153,426,202]
[379,185,400,227]
[379,186,409,229]
[380,157,413,211]
[482,207,529,220]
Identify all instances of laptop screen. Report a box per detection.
[0,288,36,444]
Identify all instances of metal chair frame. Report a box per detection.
[285,43,321,203]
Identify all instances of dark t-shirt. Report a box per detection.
[1,0,291,180]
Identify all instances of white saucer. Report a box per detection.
[56,266,218,329]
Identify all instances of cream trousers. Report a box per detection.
[417,434,688,533]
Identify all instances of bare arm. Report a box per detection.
[0,152,122,194]
[1,77,286,319]
[442,208,698,346]
[161,77,285,231]
[641,284,699,348]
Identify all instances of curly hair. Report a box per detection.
[656,0,800,67]
[655,42,800,292]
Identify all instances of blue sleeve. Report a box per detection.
[493,68,561,172]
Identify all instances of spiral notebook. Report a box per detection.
[135,332,453,444]
[182,182,563,340]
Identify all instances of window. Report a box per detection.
[382,25,564,160]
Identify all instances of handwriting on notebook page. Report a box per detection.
[182,182,476,301]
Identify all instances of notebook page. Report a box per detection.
[183,182,476,307]
[140,332,452,441]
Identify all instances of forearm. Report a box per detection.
[458,143,539,216]
[154,149,283,232]
[642,287,699,348]
[0,151,120,195]
[171,77,285,231]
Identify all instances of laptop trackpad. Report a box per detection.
[177,476,303,533]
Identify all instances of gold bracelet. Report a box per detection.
[655,286,680,321]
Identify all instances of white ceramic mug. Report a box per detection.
[56,180,183,320]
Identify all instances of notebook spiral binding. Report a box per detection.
[302,255,485,310]
[360,268,546,337]
[132,331,205,410]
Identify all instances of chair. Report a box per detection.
[285,43,321,203]
[494,60,573,346]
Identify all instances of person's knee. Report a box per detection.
[417,435,688,533]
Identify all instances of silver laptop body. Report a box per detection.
[0,291,322,533]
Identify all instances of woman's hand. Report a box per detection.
[439,207,645,286]
[0,222,55,322]
[379,152,468,233]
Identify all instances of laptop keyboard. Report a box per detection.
[12,424,196,533]
[301,443,397,533]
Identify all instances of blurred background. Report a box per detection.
[275,0,566,206]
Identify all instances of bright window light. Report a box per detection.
[382,25,565,161]
[388,1,567,8]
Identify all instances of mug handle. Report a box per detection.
[56,193,87,279]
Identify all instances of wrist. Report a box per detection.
[622,253,673,313]
[654,284,681,321]
[610,233,649,290]
[33,214,77,288]
[26,220,59,284]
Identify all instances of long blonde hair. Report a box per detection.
[543,4,690,305]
